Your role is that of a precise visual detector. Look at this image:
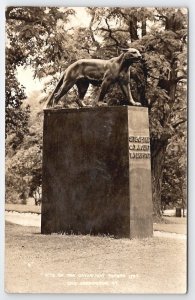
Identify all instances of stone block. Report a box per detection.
[41,106,153,238]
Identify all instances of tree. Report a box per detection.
[161,122,187,211]
[6,89,44,204]
[5,44,30,147]
[6,7,76,108]
[86,7,187,215]
[6,143,42,203]
[5,7,75,203]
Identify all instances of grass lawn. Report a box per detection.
[5,222,187,294]
[153,216,187,235]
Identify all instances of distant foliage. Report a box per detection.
[6,138,42,204]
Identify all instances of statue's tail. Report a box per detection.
[46,73,65,107]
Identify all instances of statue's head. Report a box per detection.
[122,47,142,62]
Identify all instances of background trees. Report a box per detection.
[5,7,187,215]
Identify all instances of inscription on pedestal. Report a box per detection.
[129,136,150,159]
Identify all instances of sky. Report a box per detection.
[17,67,44,96]
[16,7,91,97]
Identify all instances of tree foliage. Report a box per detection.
[6,91,43,204]
[85,8,187,214]
[5,44,30,145]
[5,7,74,203]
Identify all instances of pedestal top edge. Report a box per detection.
[44,105,148,114]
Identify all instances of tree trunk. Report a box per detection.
[142,19,147,37]
[150,11,185,217]
[129,16,139,41]
[151,138,168,216]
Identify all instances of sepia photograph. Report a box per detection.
[5,6,187,293]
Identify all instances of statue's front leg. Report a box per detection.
[96,78,112,106]
[127,69,141,106]
[127,83,141,106]
[76,99,86,107]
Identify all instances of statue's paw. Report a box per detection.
[77,100,86,107]
[134,102,141,106]
[97,101,108,107]
[53,104,63,109]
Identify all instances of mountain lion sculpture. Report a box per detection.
[47,48,142,108]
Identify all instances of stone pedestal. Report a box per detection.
[41,106,153,238]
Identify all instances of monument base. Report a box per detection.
[41,106,153,238]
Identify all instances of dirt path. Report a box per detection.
[5,211,187,239]
[5,222,186,293]
[5,211,41,227]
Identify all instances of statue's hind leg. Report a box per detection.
[76,79,89,107]
[46,95,54,107]
[54,80,75,106]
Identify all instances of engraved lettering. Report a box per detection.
[129,144,135,150]
[129,136,150,144]
[129,136,150,159]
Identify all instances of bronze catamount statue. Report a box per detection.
[47,48,142,108]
